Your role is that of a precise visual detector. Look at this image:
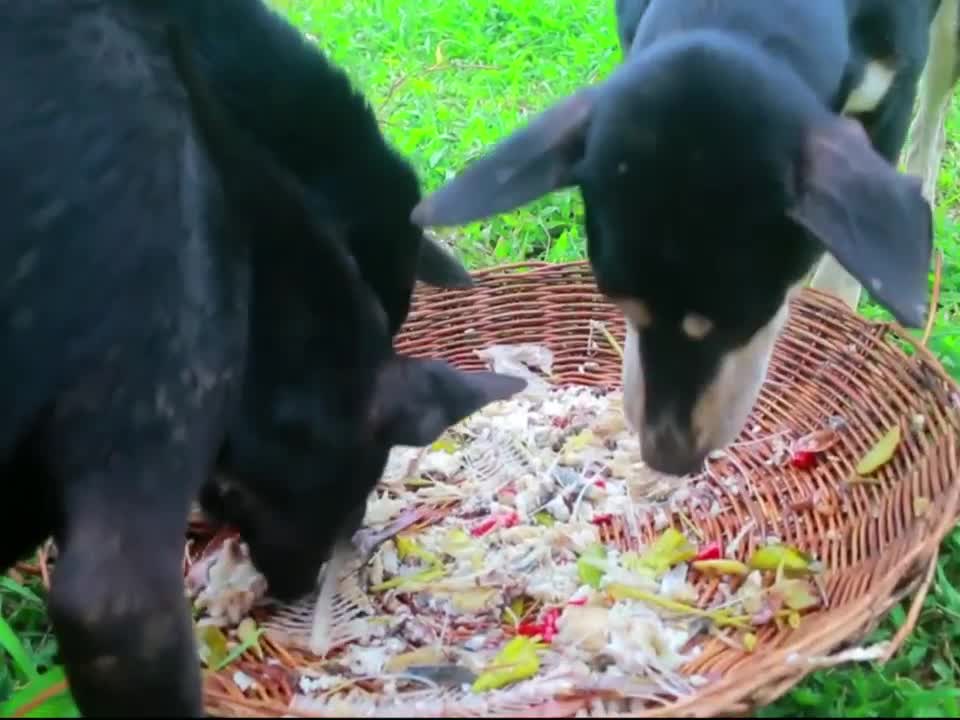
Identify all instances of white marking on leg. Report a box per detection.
[842,60,896,115]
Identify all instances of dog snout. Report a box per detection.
[640,424,705,476]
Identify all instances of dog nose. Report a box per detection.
[641,431,704,476]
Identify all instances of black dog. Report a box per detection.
[0,3,523,716]
[411,0,934,477]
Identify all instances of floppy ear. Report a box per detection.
[787,115,933,328]
[416,235,474,288]
[411,88,598,228]
[371,357,527,448]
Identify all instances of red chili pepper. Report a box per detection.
[567,597,587,606]
[593,480,607,490]
[591,513,614,526]
[516,621,544,638]
[470,512,519,537]
[470,517,498,537]
[542,607,561,624]
[694,541,722,562]
[790,450,816,470]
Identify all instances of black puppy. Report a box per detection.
[410,0,933,477]
[0,4,523,716]
[166,0,471,336]
[168,15,527,661]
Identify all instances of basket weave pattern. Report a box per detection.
[190,261,960,716]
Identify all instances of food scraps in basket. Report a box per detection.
[187,381,830,712]
[187,537,268,626]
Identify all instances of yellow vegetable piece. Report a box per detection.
[855,425,901,476]
[472,636,541,693]
[237,617,263,661]
[503,596,530,625]
[370,566,446,593]
[748,544,814,574]
[577,543,608,589]
[533,511,555,527]
[563,430,596,453]
[620,552,657,578]
[431,437,459,453]
[787,611,801,629]
[396,535,441,567]
[404,477,433,488]
[606,583,750,630]
[385,646,446,673]
[196,624,229,669]
[779,579,819,611]
[692,559,750,576]
[743,632,757,653]
[441,528,473,555]
[635,528,697,575]
[449,588,499,614]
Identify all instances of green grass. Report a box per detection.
[3,0,960,715]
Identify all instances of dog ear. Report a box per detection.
[370,357,526,448]
[411,89,598,228]
[415,235,474,288]
[787,115,933,328]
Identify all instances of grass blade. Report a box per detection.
[0,615,37,682]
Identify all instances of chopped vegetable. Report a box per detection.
[693,541,722,562]
[237,617,263,661]
[606,584,750,629]
[472,635,541,692]
[692,559,750,577]
[635,528,697,575]
[370,565,446,593]
[431,437,459,453]
[396,535,442,567]
[196,624,229,669]
[516,608,561,642]
[789,450,816,470]
[563,429,595,453]
[591,513,614,526]
[855,425,901,475]
[533,511,555,527]
[470,512,519,537]
[577,543,608,589]
[385,646,446,673]
[748,544,815,574]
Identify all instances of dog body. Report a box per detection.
[0,2,523,715]
[412,0,934,476]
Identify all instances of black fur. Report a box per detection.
[0,3,523,716]
[412,0,935,476]
[165,0,473,336]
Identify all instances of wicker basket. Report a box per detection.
[23,260,958,717]
[182,260,960,718]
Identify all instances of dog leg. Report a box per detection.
[904,0,960,204]
[807,254,863,312]
[621,321,644,434]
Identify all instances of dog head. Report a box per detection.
[411,31,932,476]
